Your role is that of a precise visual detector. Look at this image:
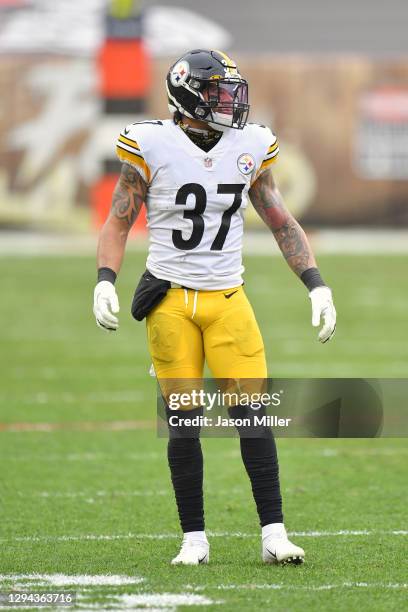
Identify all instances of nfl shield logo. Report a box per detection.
[204,157,213,168]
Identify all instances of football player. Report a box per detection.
[93,49,336,566]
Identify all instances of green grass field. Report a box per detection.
[0,253,407,611]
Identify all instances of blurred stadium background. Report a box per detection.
[1,0,408,238]
[0,1,407,609]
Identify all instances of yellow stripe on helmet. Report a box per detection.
[213,49,238,74]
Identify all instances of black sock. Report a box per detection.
[166,406,204,533]
[228,405,283,526]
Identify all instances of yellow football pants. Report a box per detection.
[146,285,267,401]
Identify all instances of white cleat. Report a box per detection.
[171,540,210,566]
[262,534,305,565]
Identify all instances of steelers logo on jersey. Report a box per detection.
[237,153,255,175]
[170,61,190,87]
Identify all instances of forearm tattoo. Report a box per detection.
[249,170,315,276]
[111,163,147,227]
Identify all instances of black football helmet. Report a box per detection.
[166,49,250,131]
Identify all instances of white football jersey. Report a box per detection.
[116,119,279,290]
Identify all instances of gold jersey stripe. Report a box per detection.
[251,154,279,185]
[118,135,140,149]
[263,147,280,162]
[267,141,279,154]
[260,155,279,170]
[116,144,145,161]
[116,146,151,183]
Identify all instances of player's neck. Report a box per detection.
[177,115,223,152]
[180,116,214,131]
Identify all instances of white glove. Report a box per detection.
[93,281,120,332]
[309,286,336,343]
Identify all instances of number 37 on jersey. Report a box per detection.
[115,119,279,289]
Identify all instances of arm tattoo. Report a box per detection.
[110,163,147,227]
[249,170,315,276]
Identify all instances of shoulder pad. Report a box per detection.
[115,121,165,184]
[248,123,279,174]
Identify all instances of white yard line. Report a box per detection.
[0,451,166,462]
[14,487,247,500]
[2,529,406,543]
[23,391,147,405]
[318,447,408,456]
[0,575,217,610]
[33,490,168,498]
[210,582,407,591]
[0,574,144,586]
[102,594,214,608]
[0,572,404,611]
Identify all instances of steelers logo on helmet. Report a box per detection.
[237,153,256,175]
[166,50,250,130]
[170,61,190,87]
